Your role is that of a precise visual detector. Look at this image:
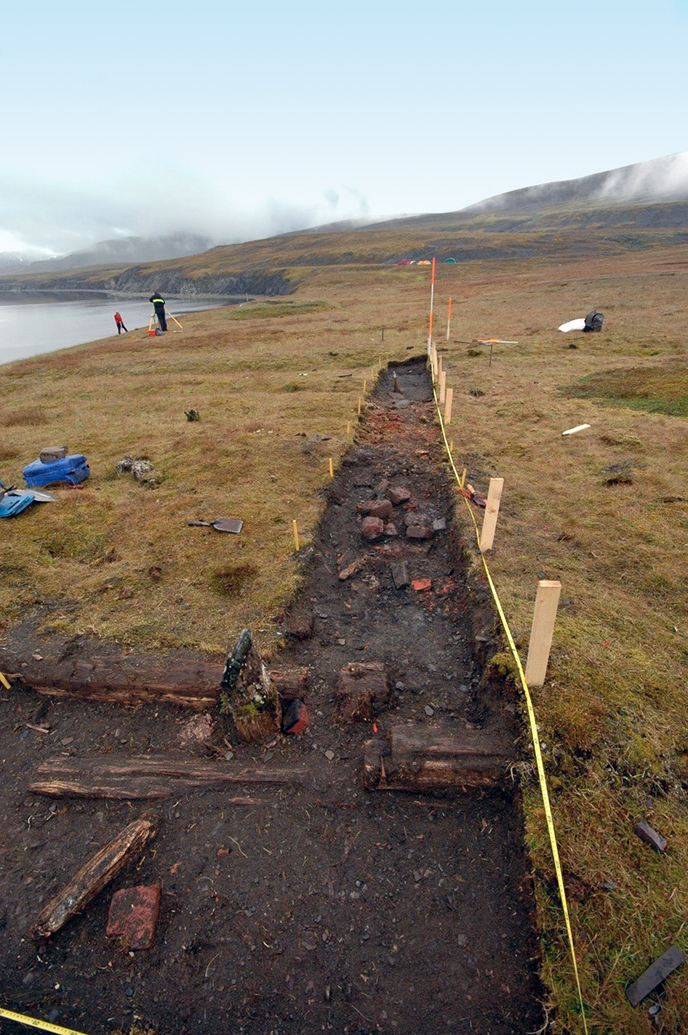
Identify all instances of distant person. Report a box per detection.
[149,292,167,332]
[114,311,128,334]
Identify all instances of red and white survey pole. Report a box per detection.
[446,296,452,341]
[427,256,436,352]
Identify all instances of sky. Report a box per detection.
[2,0,688,257]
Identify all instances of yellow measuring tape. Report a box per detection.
[0,1007,91,1035]
[430,380,589,1032]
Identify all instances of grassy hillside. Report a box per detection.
[1,234,687,1030]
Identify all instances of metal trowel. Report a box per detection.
[187,518,243,534]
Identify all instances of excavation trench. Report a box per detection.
[0,357,543,1034]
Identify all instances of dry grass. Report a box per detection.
[2,240,688,1029]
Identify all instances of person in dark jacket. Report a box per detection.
[149,293,167,332]
[114,311,127,334]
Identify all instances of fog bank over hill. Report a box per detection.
[463,152,688,215]
[0,232,213,277]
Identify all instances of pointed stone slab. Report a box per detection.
[625,946,685,1006]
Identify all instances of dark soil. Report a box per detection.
[0,359,543,1034]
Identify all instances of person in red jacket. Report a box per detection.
[114,311,128,334]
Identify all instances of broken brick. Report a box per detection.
[361,516,385,540]
[282,698,310,735]
[356,499,393,520]
[107,886,160,950]
[386,486,412,506]
[412,578,432,592]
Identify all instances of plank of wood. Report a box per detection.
[36,756,302,786]
[30,778,261,804]
[31,818,155,940]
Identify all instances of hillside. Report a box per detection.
[2,198,688,299]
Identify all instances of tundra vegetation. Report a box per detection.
[1,210,687,1030]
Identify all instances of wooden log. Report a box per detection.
[30,778,260,803]
[3,650,222,710]
[35,755,302,786]
[268,666,310,700]
[31,818,155,940]
[362,724,511,792]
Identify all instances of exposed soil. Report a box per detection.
[0,359,543,1034]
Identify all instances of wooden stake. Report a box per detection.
[346,420,351,435]
[357,396,362,415]
[363,379,367,395]
[428,256,436,348]
[525,580,562,686]
[328,457,334,479]
[479,477,504,552]
[446,296,452,341]
[292,520,300,552]
[460,467,467,487]
[381,327,385,342]
[439,370,446,405]
[444,387,453,425]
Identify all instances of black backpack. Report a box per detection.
[583,310,604,332]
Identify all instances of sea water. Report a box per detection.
[0,293,228,365]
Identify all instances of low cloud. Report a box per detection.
[0,169,373,259]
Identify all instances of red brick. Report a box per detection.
[282,699,309,735]
[412,578,432,592]
[406,524,434,540]
[356,499,393,520]
[107,886,161,950]
[386,486,411,506]
[361,516,385,540]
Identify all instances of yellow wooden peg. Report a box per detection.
[328,457,334,479]
[292,520,300,552]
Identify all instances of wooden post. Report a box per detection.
[346,420,351,435]
[479,477,504,552]
[428,257,436,348]
[525,581,562,686]
[292,520,300,552]
[439,369,446,405]
[444,387,453,425]
[381,327,385,342]
[328,457,334,479]
[363,379,367,394]
[446,296,452,341]
[357,396,362,415]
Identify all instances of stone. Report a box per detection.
[383,523,398,537]
[390,561,410,589]
[282,699,310,735]
[432,518,447,532]
[336,662,390,723]
[412,578,432,592]
[387,486,412,506]
[107,886,161,950]
[424,706,435,717]
[356,499,393,520]
[324,750,335,761]
[634,819,668,853]
[406,524,434,540]
[179,713,214,748]
[626,946,685,1006]
[361,516,385,540]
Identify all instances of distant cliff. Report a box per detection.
[0,265,297,298]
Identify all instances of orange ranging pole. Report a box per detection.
[446,296,452,341]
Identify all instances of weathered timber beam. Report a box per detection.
[35,756,303,786]
[363,724,512,792]
[30,778,261,803]
[31,818,155,940]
